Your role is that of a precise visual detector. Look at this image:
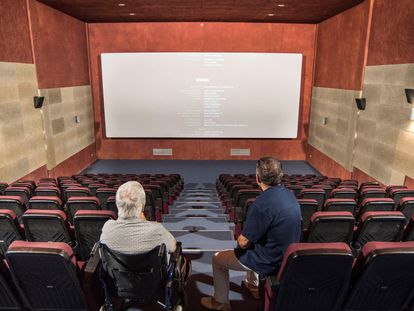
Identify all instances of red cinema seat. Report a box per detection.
[263,243,353,311]
[306,211,355,243]
[344,242,414,310]
[22,210,74,246]
[0,196,26,223]
[28,196,63,211]
[74,210,116,260]
[5,241,101,311]
[0,210,23,257]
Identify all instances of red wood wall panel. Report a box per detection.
[351,167,384,186]
[314,0,371,90]
[0,0,33,63]
[307,145,352,179]
[48,143,97,178]
[405,176,414,188]
[367,0,414,65]
[19,165,48,182]
[88,22,316,160]
[28,0,89,88]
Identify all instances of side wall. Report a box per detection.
[0,0,47,182]
[308,0,371,172]
[352,0,414,184]
[88,22,316,160]
[0,0,96,183]
[308,0,414,185]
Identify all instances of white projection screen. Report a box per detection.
[101,52,302,138]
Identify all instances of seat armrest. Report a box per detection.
[82,243,104,310]
[266,275,280,289]
[170,241,182,263]
[84,243,101,274]
[234,206,245,224]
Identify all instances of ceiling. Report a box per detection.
[36,0,365,24]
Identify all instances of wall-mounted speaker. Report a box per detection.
[355,98,366,110]
[405,89,414,104]
[34,96,44,109]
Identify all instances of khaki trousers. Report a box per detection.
[212,249,259,304]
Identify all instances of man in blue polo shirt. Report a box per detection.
[201,157,301,311]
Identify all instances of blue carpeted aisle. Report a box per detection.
[164,183,261,311]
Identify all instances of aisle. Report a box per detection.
[164,183,261,311]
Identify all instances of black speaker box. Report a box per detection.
[34,96,44,109]
[405,89,414,104]
[355,98,366,110]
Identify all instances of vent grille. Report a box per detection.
[152,148,173,156]
[230,149,250,156]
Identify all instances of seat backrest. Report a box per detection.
[297,199,318,229]
[64,187,92,202]
[6,241,86,311]
[0,210,22,257]
[66,196,101,223]
[275,243,353,311]
[330,188,357,200]
[385,185,407,194]
[358,188,387,204]
[95,188,117,210]
[100,243,167,301]
[22,210,72,245]
[398,197,414,219]
[355,211,406,246]
[0,196,26,223]
[4,187,31,205]
[34,186,61,198]
[235,189,260,209]
[389,188,414,205]
[28,196,63,210]
[74,210,116,260]
[345,241,414,310]
[358,198,395,218]
[323,198,357,214]
[306,212,355,243]
[0,260,22,310]
[0,183,9,195]
[403,214,414,241]
[300,189,326,210]
[286,185,304,198]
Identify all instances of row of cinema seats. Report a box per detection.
[2,240,414,310]
[0,174,183,261]
[217,174,414,253]
[0,239,186,311]
[263,241,414,311]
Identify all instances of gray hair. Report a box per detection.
[256,157,283,186]
[115,181,146,219]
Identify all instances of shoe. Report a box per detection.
[242,280,260,300]
[200,297,231,310]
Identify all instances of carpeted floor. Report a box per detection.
[83,160,319,183]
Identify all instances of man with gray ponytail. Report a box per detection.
[100,181,176,255]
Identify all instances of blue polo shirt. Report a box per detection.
[235,185,301,276]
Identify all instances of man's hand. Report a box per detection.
[237,234,251,249]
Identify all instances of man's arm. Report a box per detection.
[237,234,250,249]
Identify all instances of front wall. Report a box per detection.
[88,22,316,160]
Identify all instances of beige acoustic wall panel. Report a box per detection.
[353,64,414,184]
[40,85,95,169]
[308,87,360,171]
[0,62,47,182]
